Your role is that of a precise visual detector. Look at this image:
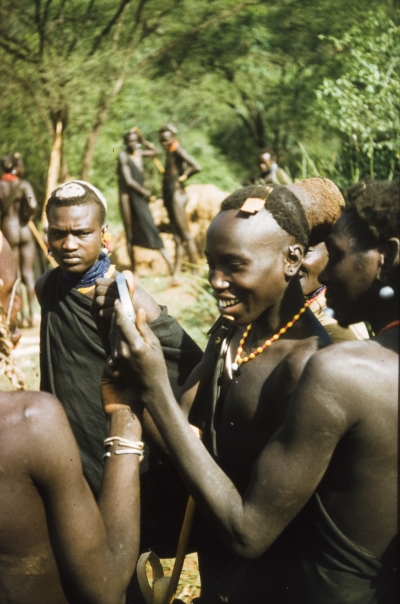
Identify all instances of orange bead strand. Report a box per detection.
[231,300,310,373]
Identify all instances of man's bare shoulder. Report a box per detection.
[35,269,53,305]
[299,338,398,413]
[118,150,129,163]
[281,332,330,386]
[0,390,63,431]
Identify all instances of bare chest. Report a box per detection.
[212,337,297,486]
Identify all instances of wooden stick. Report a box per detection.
[41,119,63,226]
[153,157,165,174]
[164,496,196,604]
[28,220,58,268]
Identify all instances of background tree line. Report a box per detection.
[0,0,398,228]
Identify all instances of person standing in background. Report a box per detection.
[159,123,201,282]
[0,153,37,326]
[118,127,173,275]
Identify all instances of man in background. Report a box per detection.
[243,148,291,186]
[0,153,37,326]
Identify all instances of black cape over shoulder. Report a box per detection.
[40,268,202,494]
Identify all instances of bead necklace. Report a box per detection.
[231,300,310,374]
[377,320,400,336]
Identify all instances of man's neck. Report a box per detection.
[368,299,399,337]
[250,279,306,340]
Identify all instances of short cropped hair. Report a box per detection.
[159,123,178,135]
[259,148,276,161]
[46,181,106,225]
[287,178,345,246]
[220,184,310,248]
[123,126,144,145]
[1,153,21,173]
[345,178,400,250]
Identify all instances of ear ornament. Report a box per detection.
[379,286,395,300]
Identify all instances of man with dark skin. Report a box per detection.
[118,128,173,274]
[243,148,291,186]
[107,179,399,603]
[36,181,202,496]
[159,123,201,281]
[95,183,331,601]
[0,374,143,604]
[0,153,37,326]
[291,177,369,341]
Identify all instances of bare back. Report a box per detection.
[316,336,398,556]
[0,179,36,246]
[0,392,69,604]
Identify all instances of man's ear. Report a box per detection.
[285,243,304,277]
[377,238,400,283]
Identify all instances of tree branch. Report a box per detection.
[88,0,132,56]
[0,32,36,60]
[133,1,259,73]
[0,40,39,63]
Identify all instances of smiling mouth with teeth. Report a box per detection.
[219,298,240,308]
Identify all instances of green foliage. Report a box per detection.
[316,11,400,183]
[0,0,398,210]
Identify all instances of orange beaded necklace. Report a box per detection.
[231,299,310,373]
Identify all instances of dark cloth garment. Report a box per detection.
[288,494,397,604]
[40,267,203,495]
[189,316,235,458]
[118,155,164,250]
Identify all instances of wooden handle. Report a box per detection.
[165,496,196,604]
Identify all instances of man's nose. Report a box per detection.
[209,269,229,291]
[62,234,78,250]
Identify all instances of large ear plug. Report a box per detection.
[379,286,395,300]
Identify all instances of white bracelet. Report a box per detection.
[103,450,144,461]
[104,436,144,450]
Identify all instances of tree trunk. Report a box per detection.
[41,119,63,228]
[80,75,125,181]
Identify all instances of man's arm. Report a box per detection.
[112,306,352,559]
[141,139,159,157]
[92,279,209,455]
[26,387,141,604]
[22,181,38,213]
[119,151,150,197]
[176,146,201,182]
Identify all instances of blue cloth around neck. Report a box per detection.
[61,253,111,289]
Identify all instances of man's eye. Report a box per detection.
[228,262,243,271]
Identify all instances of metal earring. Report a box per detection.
[379,285,395,300]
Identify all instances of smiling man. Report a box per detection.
[36,181,202,496]
[109,179,398,603]
[98,183,332,601]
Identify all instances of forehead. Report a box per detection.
[48,203,101,228]
[160,130,173,138]
[260,153,271,161]
[127,133,138,140]
[206,208,288,256]
[327,214,358,252]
